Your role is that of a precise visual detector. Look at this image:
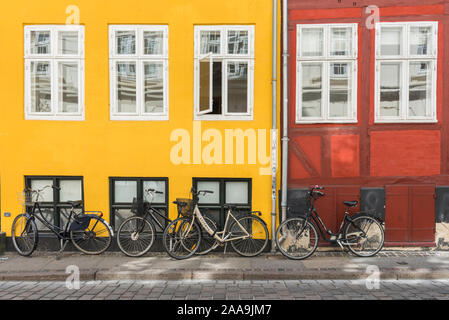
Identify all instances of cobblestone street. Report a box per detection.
[0,279,448,300]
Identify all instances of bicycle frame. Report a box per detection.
[193,205,250,243]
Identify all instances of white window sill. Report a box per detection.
[25,114,85,121]
[295,119,358,124]
[194,115,254,121]
[374,118,438,124]
[110,115,169,121]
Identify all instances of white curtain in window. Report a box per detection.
[197,181,220,204]
[114,181,137,203]
[60,180,82,202]
[225,181,248,204]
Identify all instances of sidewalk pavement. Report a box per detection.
[0,250,448,282]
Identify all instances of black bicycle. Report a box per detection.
[12,185,113,256]
[116,188,217,257]
[275,185,385,260]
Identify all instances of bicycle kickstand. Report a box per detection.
[56,239,69,260]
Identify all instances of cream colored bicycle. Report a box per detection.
[163,188,269,260]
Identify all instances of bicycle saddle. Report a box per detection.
[68,200,83,208]
[343,201,358,207]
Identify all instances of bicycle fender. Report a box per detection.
[84,214,115,237]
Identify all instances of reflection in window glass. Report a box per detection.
[197,181,220,204]
[114,180,137,203]
[116,31,136,54]
[200,31,221,54]
[380,62,401,117]
[330,27,351,56]
[225,181,248,204]
[31,31,51,54]
[227,62,248,113]
[58,62,79,113]
[59,180,82,202]
[143,180,166,203]
[301,63,322,117]
[380,27,402,56]
[30,180,54,202]
[117,62,137,113]
[199,60,211,113]
[144,62,164,113]
[410,27,431,56]
[31,61,52,113]
[144,31,163,55]
[329,62,350,117]
[228,31,248,54]
[301,28,323,57]
[409,61,431,117]
[58,31,78,55]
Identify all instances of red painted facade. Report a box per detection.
[285,0,449,245]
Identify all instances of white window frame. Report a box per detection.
[109,25,169,121]
[296,23,358,124]
[375,21,438,123]
[194,25,255,121]
[24,25,85,121]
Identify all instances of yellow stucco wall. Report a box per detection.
[0,0,281,237]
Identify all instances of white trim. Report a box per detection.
[109,25,169,121]
[24,25,85,121]
[374,21,438,123]
[296,23,358,124]
[193,25,255,121]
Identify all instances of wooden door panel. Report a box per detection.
[385,186,409,242]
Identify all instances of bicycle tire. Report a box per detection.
[117,216,156,257]
[70,215,112,255]
[344,215,385,257]
[275,217,319,260]
[196,215,219,255]
[229,215,269,257]
[11,213,38,256]
[163,217,201,260]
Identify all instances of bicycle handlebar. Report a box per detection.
[145,188,164,195]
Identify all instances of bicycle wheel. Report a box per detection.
[196,216,219,255]
[229,215,268,257]
[344,215,385,257]
[275,217,319,260]
[70,216,112,255]
[163,217,201,260]
[117,216,156,257]
[11,214,38,256]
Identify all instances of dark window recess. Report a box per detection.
[211,61,222,114]
[360,188,385,221]
[436,187,449,223]
[192,178,251,230]
[109,177,168,231]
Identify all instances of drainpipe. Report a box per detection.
[270,0,278,253]
[281,0,289,223]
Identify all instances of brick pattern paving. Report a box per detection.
[0,280,448,300]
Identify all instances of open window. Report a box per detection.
[194,26,254,120]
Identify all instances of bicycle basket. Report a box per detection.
[131,198,150,216]
[176,198,193,217]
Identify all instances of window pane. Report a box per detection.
[410,26,432,56]
[60,207,82,228]
[116,62,137,113]
[329,62,350,117]
[199,60,211,113]
[197,181,220,204]
[330,27,352,56]
[380,62,401,117]
[143,180,166,203]
[300,28,323,57]
[116,31,136,55]
[144,62,164,113]
[114,209,133,231]
[380,27,402,56]
[301,63,322,117]
[58,31,78,55]
[59,180,82,202]
[228,31,248,54]
[58,62,79,113]
[34,208,54,231]
[227,62,248,113]
[225,181,248,204]
[30,61,52,113]
[30,180,54,202]
[30,31,51,54]
[409,61,431,117]
[200,31,221,54]
[114,180,137,203]
[144,31,163,55]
